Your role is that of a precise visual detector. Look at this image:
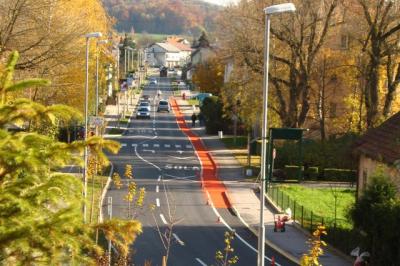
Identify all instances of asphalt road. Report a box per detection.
[105,76,297,266]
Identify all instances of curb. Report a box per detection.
[99,163,114,222]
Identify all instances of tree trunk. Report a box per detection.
[365,44,381,128]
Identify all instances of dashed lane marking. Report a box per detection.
[195,258,207,266]
[154,144,160,148]
[156,185,159,193]
[164,144,171,148]
[175,144,181,148]
[121,143,127,147]
[157,175,161,181]
[173,233,185,246]
[159,214,167,225]
[156,198,160,207]
[186,145,192,149]
[143,144,149,147]
[131,144,137,147]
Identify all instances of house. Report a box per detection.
[353,112,400,197]
[165,37,192,66]
[145,43,181,68]
[184,32,216,80]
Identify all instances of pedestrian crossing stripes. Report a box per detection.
[119,142,194,151]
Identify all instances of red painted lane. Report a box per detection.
[171,99,231,209]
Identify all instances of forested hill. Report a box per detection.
[102,0,221,34]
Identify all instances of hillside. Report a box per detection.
[102,0,221,35]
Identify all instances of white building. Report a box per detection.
[145,43,181,68]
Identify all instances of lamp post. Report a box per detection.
[84,32,102,224]
[258,4,295,266]
[96,40,108,116]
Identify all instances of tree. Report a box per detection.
[192,57,224,95]
[0,51,141,264]
[217,0,340,128]
[349,0,400,127]
[349,173,400,265]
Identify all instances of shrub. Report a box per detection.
[284,165,304,180]
[305,166,319,180]
[200,96,229,134]
[323,168,356,182]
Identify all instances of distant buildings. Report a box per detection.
[144,37,192,68]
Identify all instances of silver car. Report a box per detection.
[157,100,170,112]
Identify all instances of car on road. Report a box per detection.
[136,107,151,119]
[139,101,151,111]
[149,78,157,85]
[157,100,171,112]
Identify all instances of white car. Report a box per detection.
[139,101,151,111]
[149,79,157,85]
[136,107,150,119]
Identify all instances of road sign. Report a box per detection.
[89,116,105,126]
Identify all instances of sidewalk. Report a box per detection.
[104,92,141,136]
[174,98,352,266]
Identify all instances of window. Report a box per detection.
[340,34,349,49]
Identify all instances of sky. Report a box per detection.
[201,0,238,6]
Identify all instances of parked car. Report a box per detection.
[157,100,171,112]
[149,78,157,85]
[139,101,151,111]
[193,93,213,105]
[136,107,151,119]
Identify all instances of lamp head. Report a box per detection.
[264,3,296,15]
[85,32,102,38]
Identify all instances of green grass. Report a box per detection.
[134,33,170,42]
[119,118,129,125]
[108,128,124,135]
[187,99,199,106]
[86,175,109,224]
[274,184,355,229]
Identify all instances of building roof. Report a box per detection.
[353,112,400,165]
[165,37,192,52]
[154,42,181,53]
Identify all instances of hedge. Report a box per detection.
[305,166,319,180]
[323,168,357,182]
[284,165,304,179]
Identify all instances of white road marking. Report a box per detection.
[143,143,149,147]
[193,166,200,171]
[133,137,161,171]
[156,185,159,193]
[156,198,160,207]
[121,143,127,147]
[186,145,192,149]
[164,144,171,148]
[131,144,137,147]
[183,166,188,170]
[177,150,183,154]
[143,149,155,153]
[168,155,193,160]
[173,233,185,246]
[174,165,179,169]
[175,144,181,148]
[158,175,161,181]
[154,144,160,148]
[159,214,167,225]
[195,258,207,266]
[165,164,173,169]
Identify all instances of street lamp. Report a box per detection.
[96,40,108,116]
[258,3,295,266]
[84,31,102,224]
